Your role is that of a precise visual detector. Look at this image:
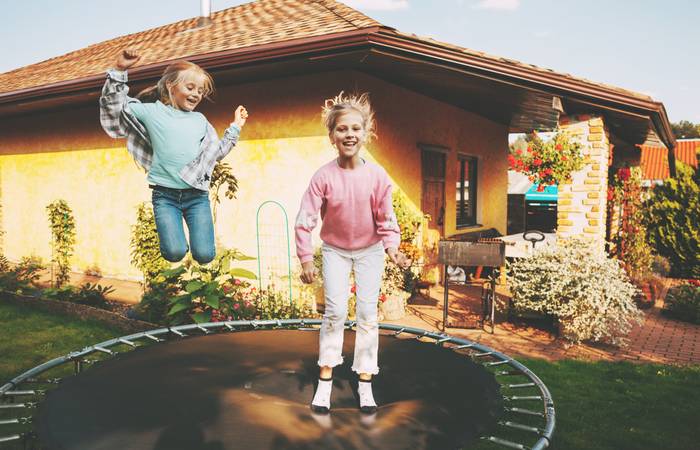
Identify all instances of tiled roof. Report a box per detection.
[0,0,381,95]
[0,0,663,109]
[640,139,699,180]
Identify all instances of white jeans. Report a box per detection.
[319,241,385,375]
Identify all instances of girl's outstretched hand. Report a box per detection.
[234,105,248,128]
[116,49,141,71]
[387,247,411,269]
[300,261,316,284]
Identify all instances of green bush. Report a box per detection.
[43,283,114,309]
[508,237,642,345]
[130,202,169,287]
[0,255,45,294]
[46,200,76,287]
[663,283,700,324]
[643,162,700,278]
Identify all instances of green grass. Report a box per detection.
[0,300,123,448]
[1,300,699,450]
[519,358,700,450]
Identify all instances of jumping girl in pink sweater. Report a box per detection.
[296,92,410,414]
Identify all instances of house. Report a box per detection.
[0,0,676,282]
[640,139,699,184]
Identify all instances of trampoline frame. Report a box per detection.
[1,320,555,449]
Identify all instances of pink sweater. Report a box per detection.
[295,159,401,263]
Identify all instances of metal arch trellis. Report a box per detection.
[1,321,555,450]
[255,200,293,306]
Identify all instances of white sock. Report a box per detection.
[358,380,377,412]
[311,379,332,412]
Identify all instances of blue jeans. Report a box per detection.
[151,185,216,264]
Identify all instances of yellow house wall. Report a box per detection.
[0,70,507,280]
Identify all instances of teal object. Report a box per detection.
[525,184,558,202]
[255,201,293,306]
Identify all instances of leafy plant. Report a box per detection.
[163,249,258,324]
[609,166,653,281]
[509,130,585,189]
[662,283,700,324]
[209,162,239,224]
[46,200,76,287]
[43,283,115,309]
[508,237,643,345]
[130,202,169,287]
[0,255,45,294]
[643,162,700,278]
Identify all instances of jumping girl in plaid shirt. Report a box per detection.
[100,49,248,264]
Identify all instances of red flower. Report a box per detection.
[234,279,242,286]
[618,167,631,181]
[556,144,563,150]
[533,158,543,166]
[222,285,232,294]
[379,294,387,303]
[350,284,357,294]
[516,149,523,155]
[233,303,240,310]
[544,168,554,176]
[527,146,532,153]
[536,184,545,192]
[562,156,568,161]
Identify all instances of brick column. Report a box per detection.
[556,114,609,252]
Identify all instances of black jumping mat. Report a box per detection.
[35,329,502,449]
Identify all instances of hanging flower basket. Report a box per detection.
[509,131,585,191]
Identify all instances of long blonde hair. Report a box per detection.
[137,61,214,105]
[321,91,376,143]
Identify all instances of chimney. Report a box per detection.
[197,0,212,27]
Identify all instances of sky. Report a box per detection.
[1,0,698,122]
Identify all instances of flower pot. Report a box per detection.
[380,294,406,321]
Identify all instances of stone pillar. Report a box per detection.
[556,114,609,252]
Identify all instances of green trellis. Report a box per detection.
[255,200,293,305]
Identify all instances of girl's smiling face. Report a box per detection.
[330,110,366,160]
[167,69,207,111]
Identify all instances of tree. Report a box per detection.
[671,120,700,139]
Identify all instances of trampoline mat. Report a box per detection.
[36,329,503,450]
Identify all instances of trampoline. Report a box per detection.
[1,320,555,449]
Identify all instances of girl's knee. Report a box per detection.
[161,245,188,262]
[193,249,215,264]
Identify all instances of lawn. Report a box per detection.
[1,300,698,450]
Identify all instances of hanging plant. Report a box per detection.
[46,200,76,287]
[509,130,585,191]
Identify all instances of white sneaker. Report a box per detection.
[358,380,377,414]
[310,378,332,413]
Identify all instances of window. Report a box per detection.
[456,155,477,227]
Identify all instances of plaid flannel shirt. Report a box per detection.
[99,69,240,191]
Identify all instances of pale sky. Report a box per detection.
[1,0,698,122]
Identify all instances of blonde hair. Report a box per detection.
[137,61,214,106]
[322,91,376,143]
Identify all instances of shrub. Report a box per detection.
[130,202,169,287]
[651,254,672,277]
[46,200,76,287]
[643,162,700,278]
[508,237,643,345]
[663,283,700,324]
[0,255,45,294]
[43,283,115,309]
[609,166,653,281]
